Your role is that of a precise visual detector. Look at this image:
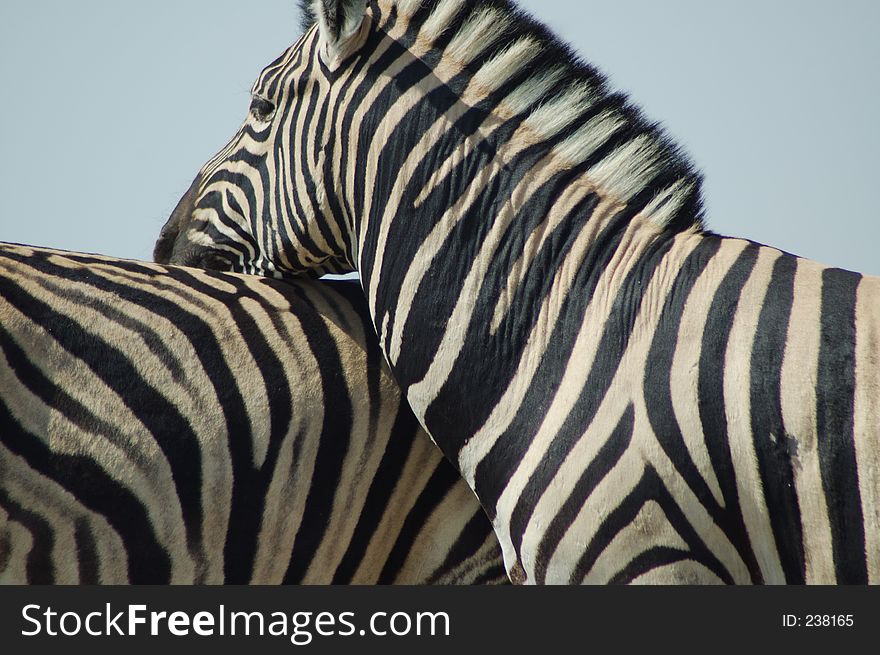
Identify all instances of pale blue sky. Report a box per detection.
[1,1,877,273]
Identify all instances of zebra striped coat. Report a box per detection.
[0,242,505,584]
[155,0,880,584]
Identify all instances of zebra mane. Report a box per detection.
[298,0,705,229]
[397,0,705,230]
[298,0,317,33]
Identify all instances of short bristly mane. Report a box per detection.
[298,0,317,34]
[300,0,705,231]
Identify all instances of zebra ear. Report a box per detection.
[313,0,368,59]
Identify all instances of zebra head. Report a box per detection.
[155,0,704,285]
[154,0,372,277]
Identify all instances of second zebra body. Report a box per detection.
[0,242,505,584]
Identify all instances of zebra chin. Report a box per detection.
[153,176,319,279]
[156,239,240,275]
[153,175,252,276]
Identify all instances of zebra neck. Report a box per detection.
[336,0,710,468]
[357,141,705,467]
[346,0,708,330]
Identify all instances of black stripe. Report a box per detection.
[506,227,678,556]
[219,293,295,584]
[366,50,566,319]
[749,253,804,582]
[695,242,763,582]
[0,302,176,583]
[470,561,509,585]
[427,507,498,585]
[0,484,55,584]
[0,398,170,583]
[331,405,421,584]
[281,312,354,583]
[0,256,220,572]
[358,61,468,294]
[335,12,403,241]
[643,237,725,522]
[816,267,866,583]
[376,458,462,584]
[468,193,613,516]
[425,191,630,473]
[11,271,189,384]
[643,237,798,584]
[569,466,732,584]
[372,108,608,371]
[292,73,336,255]
[333,0,344,41]
[607,547,698,585]
[329,278,425,582]
[284,49,346,265]
[74,517,101,584]
[641,236,763,584]
[0,248,286,583]
[0,246,160,276]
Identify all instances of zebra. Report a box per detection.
[0,241,506,584]
[155,0,880,584]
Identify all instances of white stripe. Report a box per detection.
[722,245,786,583]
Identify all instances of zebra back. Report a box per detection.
[0,242,505,584]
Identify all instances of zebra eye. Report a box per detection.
[249,95,276,122]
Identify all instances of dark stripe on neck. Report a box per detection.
[816,267,866,583]
[403,170,619,465]
[642,237,730,526]
[284,40,348,262]
[469,193,603,511]
[695,242,763,582]
[506,225,678,555]
[749,253,804,582]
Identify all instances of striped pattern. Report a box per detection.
[156,0,879,583]
[0,242,505,584]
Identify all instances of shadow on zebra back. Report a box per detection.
[0,242,506,584]
[155,0,880,584]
